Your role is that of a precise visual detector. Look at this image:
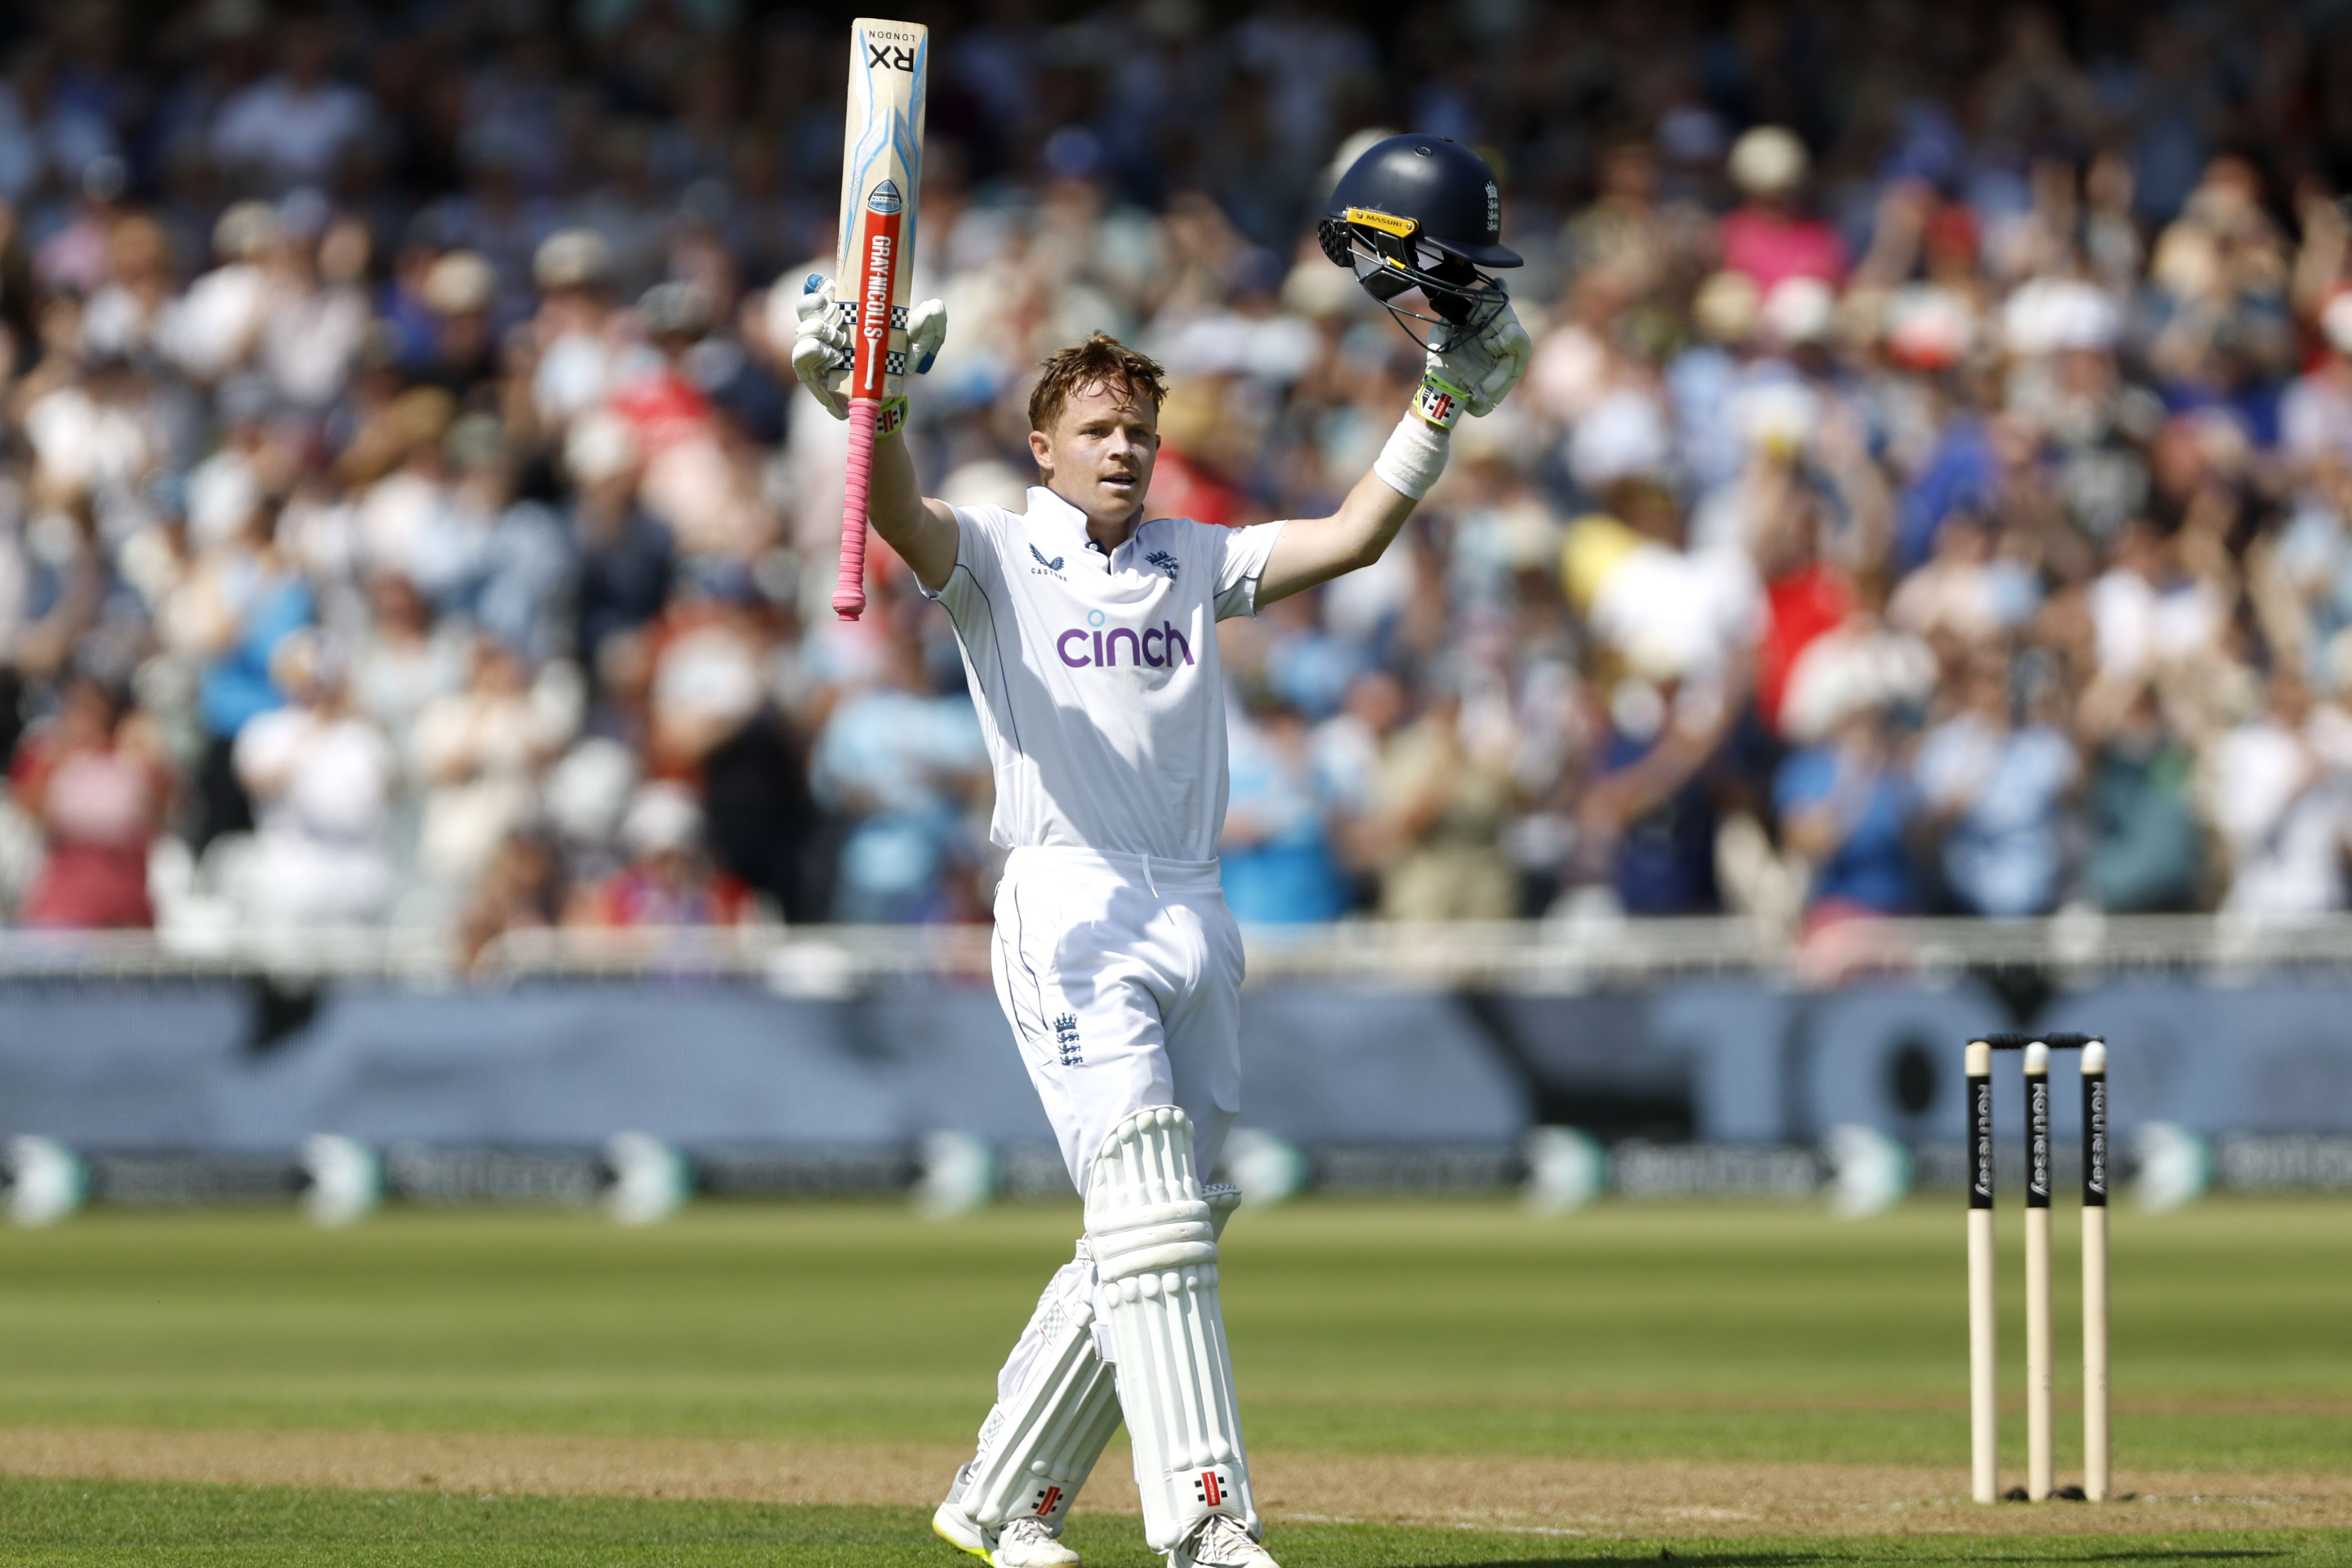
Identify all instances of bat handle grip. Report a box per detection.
[834,398,880,621]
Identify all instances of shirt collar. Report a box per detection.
[1025,485,1124,570]
[1025,484,1086,546]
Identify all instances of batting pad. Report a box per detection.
[959,1251,1122,1531]
[1086,1106,1256,1550]
[955,1189,1242,1533]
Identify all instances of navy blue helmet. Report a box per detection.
[1318,134,1520,344]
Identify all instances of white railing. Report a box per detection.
[2,911,2351,989]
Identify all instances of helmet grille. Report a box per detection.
[1315,215,1353,270]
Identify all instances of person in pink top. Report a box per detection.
[10,675,172,929]
[1717,126,1848,296]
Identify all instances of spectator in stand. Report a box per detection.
[1574,666,1742,916]
[457,829,568,970]
[231,631,397,926]
[8,672,170,928]
[1361,680,1519,921]
[161,200,278,386]
[2086,515,2231,685]
[569,780,752,927]
[349,570,466,774]
[208,16,374,193]
[2274,457,2352,684]
[566,411,673,661]
[1315,667,1409,909]
[82,210,177,362]
[1717,127,1846,297]
[1775,696,1922,928]
[526,230,628,433]
[2078,677,2204,912]
[166,496,313,851]
[255,199,370,413]
[809,633,987,923]
[1222,688,1348,924]
[417,252,504,400]
[1917,650,2078,917]
[2208,666,2352,918]
[2278,292,2352,480]
[412,637,575,892]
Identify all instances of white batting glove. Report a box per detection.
[791,275,947,428]
[1414,298,1532,428]
[908,297,947,371]
[792,275,853,420]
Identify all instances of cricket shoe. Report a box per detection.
[933,1504,1083,1568]
[1168,1515,1277,1568]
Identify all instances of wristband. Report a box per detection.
[1372,408,1451,501]
[1411,371,1470,431]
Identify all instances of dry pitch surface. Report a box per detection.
[4,1428,2346,1540]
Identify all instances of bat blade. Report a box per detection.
[832,16,928,622]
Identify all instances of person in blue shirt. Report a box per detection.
[1220,688,1348,923]
[809,633,989,923]
[1774,697,1922,923]
[1917,652,2079,916]
[191,502,315,850]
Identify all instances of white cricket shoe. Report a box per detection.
[993,1517,1083,1568]
[1169,1515,1277,1568]
[933,1503,1083,1568]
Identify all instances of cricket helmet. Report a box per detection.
[1318,134,1520,343]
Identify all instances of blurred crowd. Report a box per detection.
[12,2,2352,956]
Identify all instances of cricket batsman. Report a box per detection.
[792,136,1530,1568]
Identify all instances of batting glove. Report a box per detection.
[792,275,853,419]
[1415,299,1531,428]
[908,297,946,371]
[791,275,946,432]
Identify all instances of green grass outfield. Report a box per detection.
[0,1479,2342,1568]
[2,1195,2347,1563]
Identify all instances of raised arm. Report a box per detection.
[1259,302,1530,607]
[1257,465,1419,605]
[791,276,958,593]
[866,423,960,592]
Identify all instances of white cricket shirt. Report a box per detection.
[926,484,1284,861]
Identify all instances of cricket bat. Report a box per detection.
[831,16,929,621]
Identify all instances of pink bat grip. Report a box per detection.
[833,397,879,620]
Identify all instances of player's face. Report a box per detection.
[1032,381,1159,528]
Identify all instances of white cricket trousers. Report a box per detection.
[963,847,1250,1539]
[990,846,1244,1195]
[955,851,1251,1542]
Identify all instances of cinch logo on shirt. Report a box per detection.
[1056,620,1193,669]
